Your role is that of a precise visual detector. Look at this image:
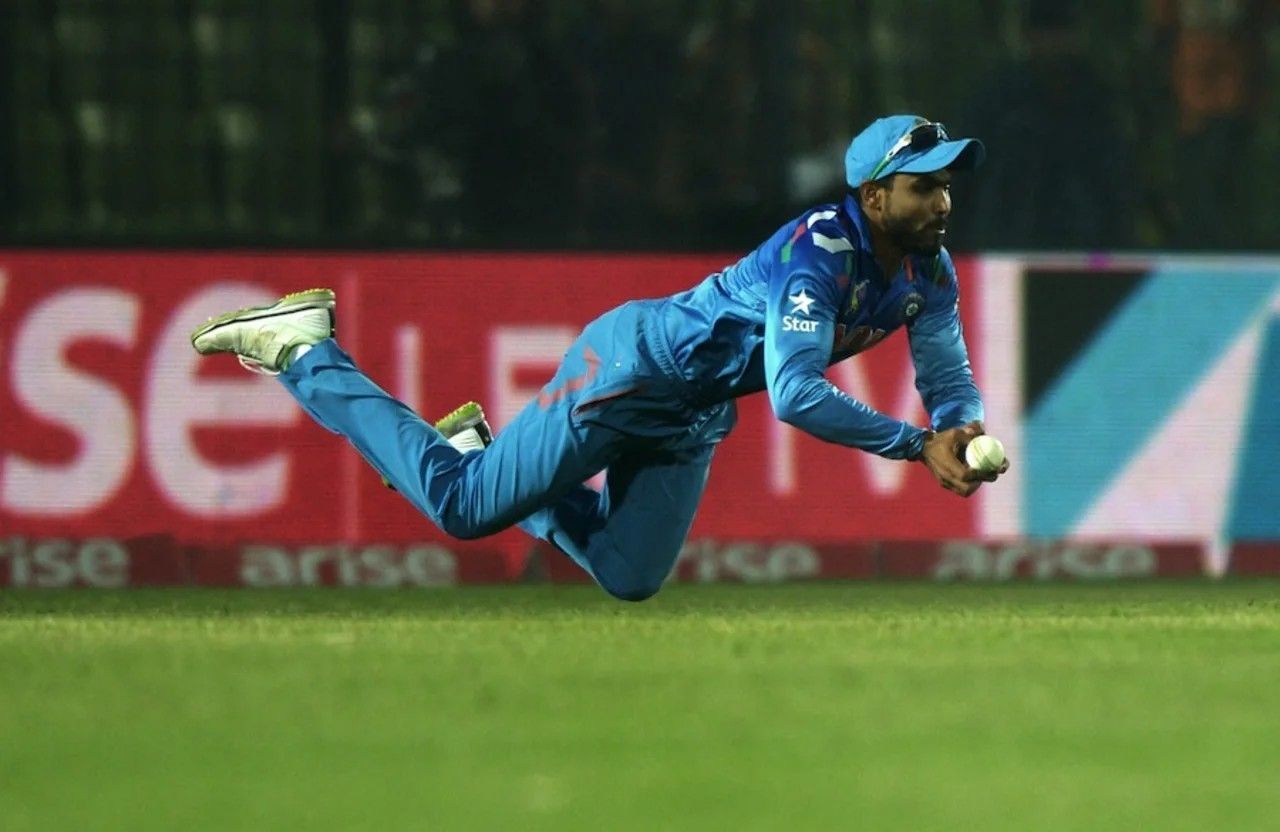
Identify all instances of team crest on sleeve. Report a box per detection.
[899,291,925,323]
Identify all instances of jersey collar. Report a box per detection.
[845,193,897,284]
[843,192,871,253]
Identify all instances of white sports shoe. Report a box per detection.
[190,288,336,375]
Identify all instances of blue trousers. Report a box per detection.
[279,302,734,601]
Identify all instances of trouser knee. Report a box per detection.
[600,577,665,603]
[595,556,670,603]
[438,510,505,541]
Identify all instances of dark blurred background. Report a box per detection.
[2,0,1278,251]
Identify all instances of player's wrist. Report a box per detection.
[907,428,935,461]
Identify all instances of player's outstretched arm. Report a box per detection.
[763,270,929,459]
[907,253,983,429]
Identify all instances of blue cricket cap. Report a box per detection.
[844,114,986,188]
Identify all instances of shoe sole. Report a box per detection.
[434,401,487,436]
[190,288,336,352]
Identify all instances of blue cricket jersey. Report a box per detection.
[641,193,983,460]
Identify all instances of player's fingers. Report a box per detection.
[939,468,978,495]
[944,468,972,491]
[997,459,1011,474]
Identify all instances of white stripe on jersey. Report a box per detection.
[811,231,854,254]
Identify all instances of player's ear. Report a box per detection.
[858,181,883,212]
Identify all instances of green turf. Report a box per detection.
[3,583,1280,831]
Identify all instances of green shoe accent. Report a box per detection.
[434,401,485,436]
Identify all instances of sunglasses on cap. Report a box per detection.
[867,121,949,182]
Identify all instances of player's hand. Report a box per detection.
[919,424,988,497]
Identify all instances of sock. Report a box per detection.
[286,344,312,368]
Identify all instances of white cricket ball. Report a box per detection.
[965,435,1005,473]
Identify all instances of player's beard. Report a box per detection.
[885,213,946,256]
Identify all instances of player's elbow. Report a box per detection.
[769,386,810,427]
[769,393,799,425]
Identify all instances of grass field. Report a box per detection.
[3,582,1279,831]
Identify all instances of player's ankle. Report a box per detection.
[286,344,313,368]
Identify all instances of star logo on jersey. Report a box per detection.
[788,289,816,316]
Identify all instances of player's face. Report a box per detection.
[881,171,952,255]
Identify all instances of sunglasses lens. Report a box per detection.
[868,121,950,181]
[909,123,946,151]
